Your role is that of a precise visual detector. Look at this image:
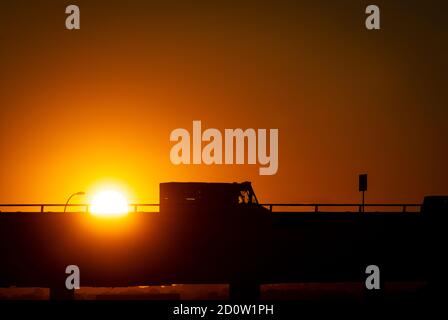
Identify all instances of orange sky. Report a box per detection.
[0,0,447,205]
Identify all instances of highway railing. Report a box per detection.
[0,204,160,213]
[260,203,421,213]
[0,203,421,213]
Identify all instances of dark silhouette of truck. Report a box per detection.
[160,181,262,210]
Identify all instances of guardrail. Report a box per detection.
[0,203,421,213]
[0,204,160,213]
[260,203,421,213]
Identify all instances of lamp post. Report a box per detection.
[64,191,85,213]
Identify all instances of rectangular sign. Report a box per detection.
[359,174,368,192]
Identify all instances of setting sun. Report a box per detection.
[90,190,129,217]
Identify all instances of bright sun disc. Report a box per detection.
[90,190,129,217]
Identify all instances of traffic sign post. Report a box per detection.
[359,174,368,212]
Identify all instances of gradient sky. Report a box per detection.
[0,0,447,205]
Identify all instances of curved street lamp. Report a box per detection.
[64,191,85,213]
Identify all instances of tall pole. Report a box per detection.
[362,190,365,213]
[359,173,368,213]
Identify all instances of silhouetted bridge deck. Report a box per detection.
[0,202,442,299]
